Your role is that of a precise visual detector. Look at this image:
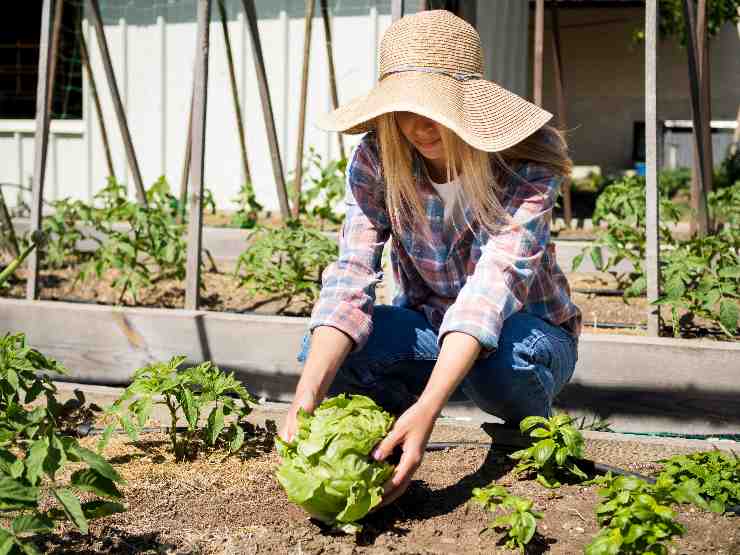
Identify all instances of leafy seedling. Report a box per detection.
[98,356,257,461]
[657,450,740,514]
[470,484,543,553]
[509,414,588,488]
[585,473,705,555]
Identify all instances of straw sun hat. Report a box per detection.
[316,10,552,153]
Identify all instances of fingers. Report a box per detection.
[378,448,422,507]
[372,428,401,461]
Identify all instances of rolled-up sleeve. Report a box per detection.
[309,136,390,350]
[438,165,562,352]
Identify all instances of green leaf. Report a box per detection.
[228,424,245,453]
[68,445,123,483]
[52,488,88,534]
[70,469,122,500]
[206,406,225,446]
[0,478,38,505]
[24,439,48,486]
[0,530,14,555]
[81,500,126,520]
[572,253,585,271]
[719,301,738,334]
[591,247,604,271]
[519,416,548,433]
[19,540,42,555]
[532,439,556,467]
[11,514,53,535]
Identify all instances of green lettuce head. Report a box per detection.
[275,394,395,533]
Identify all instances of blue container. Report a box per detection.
[635,162,646,176]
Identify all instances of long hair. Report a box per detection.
[375,113,572,234]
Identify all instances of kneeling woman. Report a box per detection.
[280,10,582,506]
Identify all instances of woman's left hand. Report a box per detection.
[371,399,439,507]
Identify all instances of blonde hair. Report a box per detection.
[375,113,572,234]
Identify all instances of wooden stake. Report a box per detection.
[217,0,252,186]
[0,187,19,259]
[46,0,64,113]
[179,84,194,224]
[79,27,115,178]
[86,0,148,207]
[320,0,345,160]
[645,0,661,337]
[392,0,404,22]
[27,0,59,300]
[184,0,212,311]
[293,0,316,218]
[533,0,545,107]
[550,1,571,226]
[682,0,709,236]
[241,0,291,221]
[696,0,713,232]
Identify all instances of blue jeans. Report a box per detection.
[298,305,578,424]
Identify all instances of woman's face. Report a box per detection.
[395,112,446,163]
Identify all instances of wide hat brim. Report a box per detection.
[315,71,553,153]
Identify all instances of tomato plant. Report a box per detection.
[470,484,542,553]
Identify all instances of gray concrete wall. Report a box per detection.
[532,6,740,173]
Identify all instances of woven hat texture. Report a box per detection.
[315,10,552,152]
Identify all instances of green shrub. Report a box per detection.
[470,484,542,553]
[299,148,347,228]
[98,356,257,461]
[231,181,263,229]
[509,414,588,488]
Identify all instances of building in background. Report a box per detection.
[0,0,737,211]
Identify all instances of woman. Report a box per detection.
[280,10,581,507]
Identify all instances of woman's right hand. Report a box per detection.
[280,389,318,442]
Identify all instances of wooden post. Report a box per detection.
[86,0,148,206]
[179,84,194,223]
[645,0,661,337]
[682,0,709,236]
[241,0,291,221]
[293,0,316,218]
[392,0,404,22]
[46,0,64,113]
[533,0,545,107]
[320,0,345,160]
[26,0,58,300]
[217,0,252,186]
[184,0,211,311]
[696,0,713,233]
[79,28,115,178]
[550,0,571,226]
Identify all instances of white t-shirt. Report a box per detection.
[429,177,462,225]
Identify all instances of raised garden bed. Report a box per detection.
[1,298,738,435]
[32,417,739,555]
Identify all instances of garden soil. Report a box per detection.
[35,421,739,555]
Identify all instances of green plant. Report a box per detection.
[98,356,257,461]
[585,473,706,555]
[708,180,740,227]
[79,178,187,303]
[275,394,394,534]
[234,221,338,312]
[40,198,91,269]
[655,227,740,337]
[231,181,263,229]
[509,414,588,488]
[573,175,681,297]
[657,450,740,513]
[633,0,740,44]
[0,232,45,289]
[0,333,125,553]
[470,484,542,553]
[299,148,347,228]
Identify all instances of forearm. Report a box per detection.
[294,325,353,405]
[416,332,481,416]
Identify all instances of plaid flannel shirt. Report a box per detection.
[309,133,582,353]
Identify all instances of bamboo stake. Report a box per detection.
[550,1,571,226]
[46,0,64,113]
[645,0,661,337]
[241,0,290,221]
[533,0,545,107]
[179,84,194,224]
[696,0,714,231]
[0,187,19,258]
[682,0,709,236]
[217,0,252,186]
[79,27,115,178]
[184,0,212,311]
[27,0,58,300]
[320,0,345,160]
[292,0,316,218]
[86,0,148,206]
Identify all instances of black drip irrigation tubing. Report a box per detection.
[573,288,625,297]
[582,321,648,330]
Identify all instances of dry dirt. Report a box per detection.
[29,425,739,555]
